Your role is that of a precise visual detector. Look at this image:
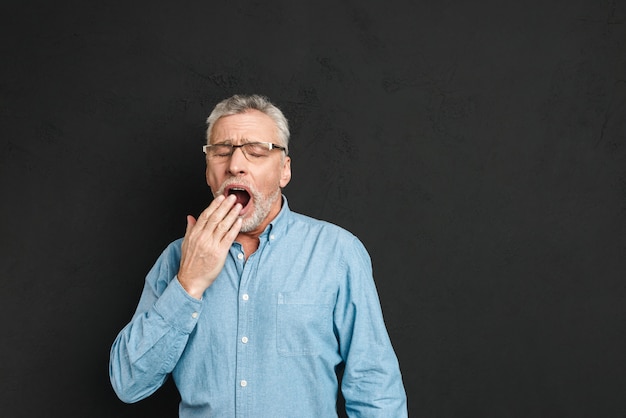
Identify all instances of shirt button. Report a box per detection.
[191,312,198,319]
[237,253,244,260]
[270,234,275,240]
[240,380,247,387]
[241,336,249,344]
[242,294,249,301]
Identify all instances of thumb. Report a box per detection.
[185,215,197,235]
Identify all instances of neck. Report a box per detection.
[235,233,260,260]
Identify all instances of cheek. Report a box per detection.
[261,170,283,191]
[205,167,221,190]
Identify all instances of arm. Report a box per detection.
[109,195,242,403]
[109,255,202,403]
[334,237,408,417]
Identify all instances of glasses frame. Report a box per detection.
[202,142,287,161]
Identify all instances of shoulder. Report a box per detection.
[288,211,358,241]
[157,237,184,264]
[286,210,370,260]
[144,238,184,295]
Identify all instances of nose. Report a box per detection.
[227,146,248,175]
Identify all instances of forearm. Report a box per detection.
[109,278,202,403]
[342,347,408,417]
[339,311,408,417]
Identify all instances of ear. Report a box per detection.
[279,156,291,188]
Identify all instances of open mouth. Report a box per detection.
[226,186,251,209]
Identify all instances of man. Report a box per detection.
[109,94,407,417]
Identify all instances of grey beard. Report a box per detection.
[239,187,281,232]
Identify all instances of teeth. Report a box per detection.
[227,187,247,196]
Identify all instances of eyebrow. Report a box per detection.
[212,138,260,145]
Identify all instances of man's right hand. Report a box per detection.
[178,194,242,299]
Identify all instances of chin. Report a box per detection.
[239,218,261,233]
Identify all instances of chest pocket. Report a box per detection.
[276,291,336,356]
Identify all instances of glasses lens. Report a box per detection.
[207,143,276,161]
[208,144,232,158]
[242,143,271,158]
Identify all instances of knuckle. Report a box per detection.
[216,221,230,232]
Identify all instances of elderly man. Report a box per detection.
[109,94,407,417]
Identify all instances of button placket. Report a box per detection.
[236,252,254,400]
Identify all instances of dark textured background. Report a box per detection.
[1,0,625,416]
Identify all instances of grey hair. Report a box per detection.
[206,94,290,154]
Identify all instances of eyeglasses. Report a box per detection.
[203,142,287,162]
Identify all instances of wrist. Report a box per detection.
[177,274,206,300]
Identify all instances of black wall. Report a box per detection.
[1,0,625,416]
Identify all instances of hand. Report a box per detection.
[178,194,242,299]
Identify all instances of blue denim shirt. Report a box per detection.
[110,198,407,417]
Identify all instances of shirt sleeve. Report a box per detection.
[109,240,203,403]
[334,236,408,417]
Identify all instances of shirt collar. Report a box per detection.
[261,194,291,243]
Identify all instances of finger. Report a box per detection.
[221,216,242,245]
[214,203,242,236]
[216,203,242,235]
[203,194,238,231]
[181,215,196,253]
[186,215,197,235]
[196,194,227,226]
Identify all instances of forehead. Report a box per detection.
[210,110,277,143]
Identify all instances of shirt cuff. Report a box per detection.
[153,276,203,334]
